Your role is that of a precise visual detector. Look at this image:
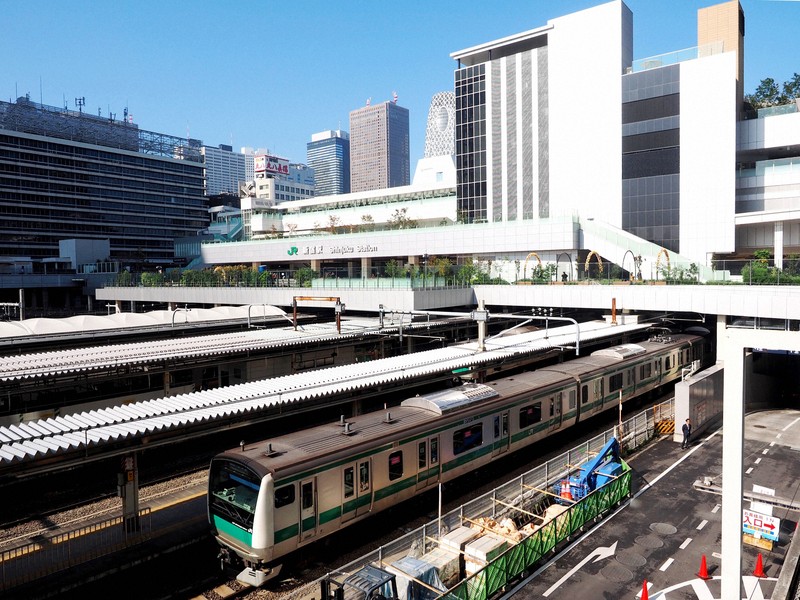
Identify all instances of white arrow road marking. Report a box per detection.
[542,540,618,597]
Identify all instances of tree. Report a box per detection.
[387,208,417,230]
[360,214,375,232]
[746,73,800,108]
[327,215,341,234]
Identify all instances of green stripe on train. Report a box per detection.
[214,515,253,546]
[274,522,299,544]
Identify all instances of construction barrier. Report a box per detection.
[656,419,675,435]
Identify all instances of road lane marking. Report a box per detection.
[755,457,762,464]
[659,558,674,571]
[541,541,618,597]
[711,504,720,514]
[746,467,754,474]
[712,552,722,559]
[782,417,800,432]
[762,448,769,455]
[680,538,692,549]
[697,519,708,530]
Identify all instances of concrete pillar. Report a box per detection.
[720,316,744,600]
[361,257,372,279]
[311,259,321,273]
[774,221,784,270]
[347,261,355,278]
[115,300,122,314]
[168,302,176,311]
[18,288,24,321]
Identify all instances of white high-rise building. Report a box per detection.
[201,145,247,196]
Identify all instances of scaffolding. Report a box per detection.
[0,96,202,162]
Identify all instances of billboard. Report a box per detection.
[255,154,289,175]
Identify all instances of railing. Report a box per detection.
[0,508,152,592]
[102,258,800,290]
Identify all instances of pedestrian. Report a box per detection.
[681,418,692,449]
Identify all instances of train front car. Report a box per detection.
[208,454,277,586]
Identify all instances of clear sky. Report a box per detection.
[2,1,797,168]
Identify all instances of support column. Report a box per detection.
[18,289,24,321]
[347,260,355,278]
[720,316,744,600]
[115,299,122,314]
[310,259,321,273]
[774,221,784,270]
[361,257,372,279]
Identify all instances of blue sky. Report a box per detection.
[2,1,797,167]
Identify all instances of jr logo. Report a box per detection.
[287,246,298,256]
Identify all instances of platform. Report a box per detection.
[507,409,800,599]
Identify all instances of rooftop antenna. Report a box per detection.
[98,106,102,117]
[366,97,371,106]
[393,91,398,104]
[75,96,85,113]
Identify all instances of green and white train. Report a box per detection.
[208,331,710,584]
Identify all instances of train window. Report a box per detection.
[359,462,370,491]
[549,398,555,417]
[519,404,542,428]
[665,356,671,370]
[388,451,404,480]
[344,467,355,499]
[418,442,427,469]
[640,363,652,379]
[568,390,576,410]
[627,369,634,386]
[494,416,500,439]
[301,482,313,510]
[609,373,623,393]
[430,439,439,465]
[453,424,484,455]
[581,385,588,405]
[275,484,295,509]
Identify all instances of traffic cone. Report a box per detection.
[754,553,766,578]
[640,579,649,600]
[697,554,711,580]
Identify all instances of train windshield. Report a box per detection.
[209,458,262,529]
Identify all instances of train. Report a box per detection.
[208,329,711,585]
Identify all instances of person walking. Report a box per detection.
[681,418,692,449]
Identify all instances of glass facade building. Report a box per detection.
[307,130,350,196]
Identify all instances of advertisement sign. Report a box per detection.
[255,154,289,175]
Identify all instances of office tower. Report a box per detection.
[0,96,207,265]
[349,100,410,193]
[307,130,350,196]
[201,144,247,196]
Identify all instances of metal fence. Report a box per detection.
[0,508,152,592]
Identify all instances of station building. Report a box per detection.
[201,0,800,283]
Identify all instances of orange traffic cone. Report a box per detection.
[697,554,711,580]
[640,579,649,600]
[754,553,766,578]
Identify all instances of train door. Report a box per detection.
[492,412,510,457]
[416,436,440,490]
[299,478,317,541]
[548,393,563,432]
[356,459,372,517]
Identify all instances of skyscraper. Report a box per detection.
[201,144,247,196]
[349,100,410,193]
[306,130,350,196]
